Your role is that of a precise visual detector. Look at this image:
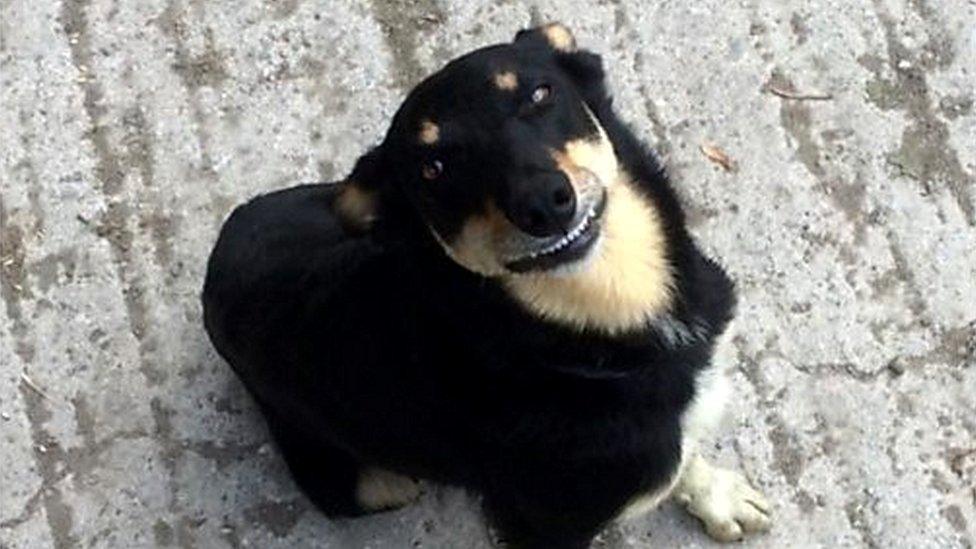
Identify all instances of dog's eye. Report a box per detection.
[531,84,552,104]
[421,160,443,180]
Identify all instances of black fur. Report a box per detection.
[203,27,735,549]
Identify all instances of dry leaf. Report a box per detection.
[766,84,832,101]
[700,144,737,172]
[20,372,50,400]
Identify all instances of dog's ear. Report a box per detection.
[514,22,578,53]
[335,146,387,233]
[514,24,609,113]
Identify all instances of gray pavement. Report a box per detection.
[1,0,974,547]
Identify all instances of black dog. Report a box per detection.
[203,24,771,548]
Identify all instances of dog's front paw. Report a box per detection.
[355,467,422,511]
[672,455,771,542]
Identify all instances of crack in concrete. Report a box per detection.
[882,229,929,321]
[733,336,807,491]
[242,498,306,537]
[638,80,672,161]
[0,392,151,534]
[0,484,45,530]
[149,397,180,509]
[369,0,446,92]
[791,361,891,382]
[17,383,79,549]
[0,198,36,364]
[19,159,46,235]
[122,106,180,281]
[149,396,205,549]
[773,70,825,180]
[617,5,672,162]
[152,0,225,179]
[30,248,79,295]
[940,504,969,538]
[61,0,168,386]
[61,0,124,196]
[897,320,976,372]
[266,0,301,20]
[153,518,175,546]
[182,439,264,472]
[844,490,881,549]
[866,1,975,226]
[771,70,873,248]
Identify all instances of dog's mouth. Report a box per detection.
[504,188,607,273]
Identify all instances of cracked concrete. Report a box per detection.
[1,0,974,547]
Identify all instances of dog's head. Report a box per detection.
[337,24,620,276]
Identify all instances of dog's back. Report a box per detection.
[202,184,464,475]
[203,184,382,409]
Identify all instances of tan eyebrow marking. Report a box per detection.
[418,120,439,145]
[541,23,576,52]
[494,71,518,91]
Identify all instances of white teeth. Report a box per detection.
[526,204,598,259]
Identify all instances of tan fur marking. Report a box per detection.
[494,71,518,90]
[541,23,576,52]
[335,182,377,231]
[429,106,673,332]
[355,467,421,511]
[418,120,439,145]
[434,201,511,277]
[505,178,674,333]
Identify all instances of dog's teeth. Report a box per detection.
[520,205,600,262]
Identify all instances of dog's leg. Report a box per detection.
[264,409,365,516]
[263,406,420,515]
[671,453,771,541]
[671,320,771,540]
[483,491,613,549]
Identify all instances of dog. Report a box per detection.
[202,24,771,548]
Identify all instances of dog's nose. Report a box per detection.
[509,173,577,237]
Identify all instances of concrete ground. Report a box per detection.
[2,0,974,547]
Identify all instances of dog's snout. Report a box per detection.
[509,173,577,237]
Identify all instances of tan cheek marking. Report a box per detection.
[335,182,377,231]
[494,71,518,90]
[431,202,509,277]
[542,23,576,52]
[504,173,674,333]
[418,120,439,145]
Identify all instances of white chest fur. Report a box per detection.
[617,321,735,520]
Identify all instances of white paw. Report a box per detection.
[355,467,422,511]
[672,456,772,542]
